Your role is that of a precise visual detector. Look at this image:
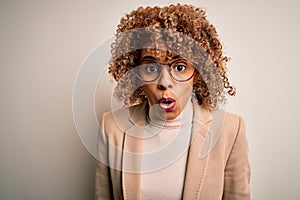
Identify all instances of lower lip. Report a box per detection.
[159,101,176,111]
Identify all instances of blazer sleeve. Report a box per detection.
[222,116,251,200]
[95,113,113,200]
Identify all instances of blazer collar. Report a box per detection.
[121,96,213,200]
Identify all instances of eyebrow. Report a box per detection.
[171,55,181,60]
[140,55,182,62]
[140,55,159,62]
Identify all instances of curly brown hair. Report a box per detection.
[108,4,236,110]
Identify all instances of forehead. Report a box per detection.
[140,48,180,61]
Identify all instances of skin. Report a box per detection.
[140,48,195,120]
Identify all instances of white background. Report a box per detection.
[1,0,300,199]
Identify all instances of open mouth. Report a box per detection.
[158,97,176,111]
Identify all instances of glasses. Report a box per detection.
[136,59,196,82]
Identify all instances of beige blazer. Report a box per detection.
[95,97,250,200]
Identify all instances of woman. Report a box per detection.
[96,4,250,200]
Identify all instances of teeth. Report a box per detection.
[159,101,175,109]
[160,103,169,109]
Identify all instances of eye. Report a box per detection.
[145,64,159,73]
[174,64,186,72]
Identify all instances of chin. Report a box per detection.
[166,110,180,120]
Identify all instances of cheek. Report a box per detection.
[174,80,194,107]
[186,78,195,94]
[142,84,156,101]
[176,79,194,96]
[142,84,153,94]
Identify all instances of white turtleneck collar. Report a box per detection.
[141,97,194,200]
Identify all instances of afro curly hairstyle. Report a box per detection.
[108,4,236,110]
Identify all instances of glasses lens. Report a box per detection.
[170,61,195,81]
[137,63,161,82]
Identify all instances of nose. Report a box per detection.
[157,65,174,90]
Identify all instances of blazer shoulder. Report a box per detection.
[101,106,129,123]
[100,102,146,136]
[219,110,247,158]
[211,110,244,145]
[100,106,130,133]
[222,111,245,134]
[209,109,244,138]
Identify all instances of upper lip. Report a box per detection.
[158,97,176,103]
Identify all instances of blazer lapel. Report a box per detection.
[182,97,212,200]
[121,102,148,200]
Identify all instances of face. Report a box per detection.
[139,48,195,120]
